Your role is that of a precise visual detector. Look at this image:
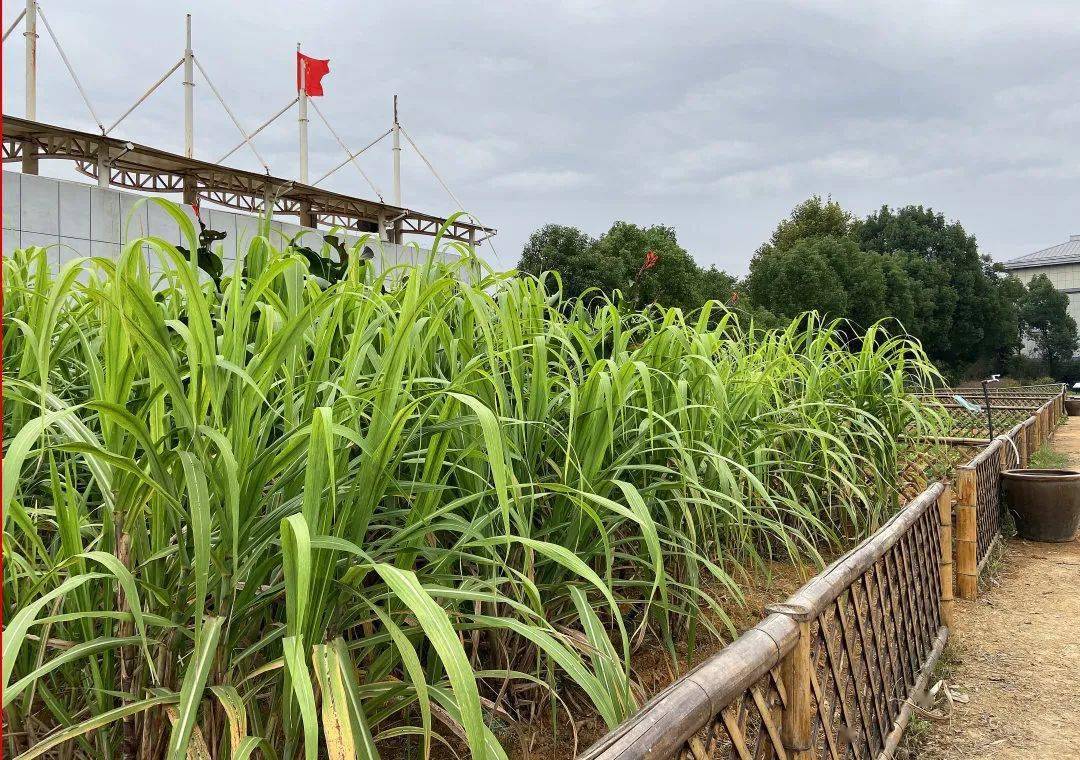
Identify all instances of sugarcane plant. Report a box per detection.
[1,198,944,759]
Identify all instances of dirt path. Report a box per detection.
[916,418,1080,759]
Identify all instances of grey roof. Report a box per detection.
[1003,235,1080,270]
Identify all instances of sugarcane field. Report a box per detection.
[3,2,1080,759]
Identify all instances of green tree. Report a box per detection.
[698,266,739,304]
[591,222,706,311]
[879,253,918,335]
[1020,274,1079,375]
[854,205,1018,367]
[749,232,920,331]
[517,224,613,301]
[517,221,739,314]
[893,252,957,361]
[746,237,850,320]
[763,195,853,253]
[982,268,1025,364]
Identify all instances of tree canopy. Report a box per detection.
[517,224,610,301]
[517,196,1077,379]
[517,221,739,312]
[1020,274,1079,375]
[748,197,1037,375]
[853,204,1019,364]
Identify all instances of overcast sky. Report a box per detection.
[4,0,1079,273]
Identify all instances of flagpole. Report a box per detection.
[392,94,401,206]
[22,0,38,174]
[298,43,309,184]
[184,14,194,158]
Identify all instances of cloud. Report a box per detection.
[491,170,593,192]
[809,150,901,180]
[4,0,1080,273]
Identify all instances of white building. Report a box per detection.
[2,170,426,273]
[1003,235,1080,330]
[1,118,492,271]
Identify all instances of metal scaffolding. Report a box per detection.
[1,2,496,247]
[1,116,492,245]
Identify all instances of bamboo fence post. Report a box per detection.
[955,466,978,600]
[1019,423,1028,467]
[780,619,812,759]
[937,486,954,627]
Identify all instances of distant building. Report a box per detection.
[1003,235,1080,333]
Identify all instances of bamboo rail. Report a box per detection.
[953,393,1061,600]
[580,384,1066,759]
[581,484,948,760]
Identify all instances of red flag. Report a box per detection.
[296,52,330,96]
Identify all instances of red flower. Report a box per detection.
[642,250,659,271]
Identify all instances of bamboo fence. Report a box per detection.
[913,385,1064,442]
[580,384,1066,760]
[953,392,1063,600]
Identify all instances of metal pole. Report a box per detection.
[22,0,38,173]
[193,55,270,172]
[4,7,27,44]
[308,98,385,199]
[96,145,110,188]
[217,96,298,164]
[105,58,183,135]
[184,14,194,158]
[392,95,401,206]
[36,4,104,132]
[298,43,308,183]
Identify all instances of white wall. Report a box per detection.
[1008,264,1080,331]
[2,171,433,272]
[1007,264,1080,357]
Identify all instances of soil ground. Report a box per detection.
[912,417,1080,759]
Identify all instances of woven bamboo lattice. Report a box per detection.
[577,610,799,760]
[580,485,949,760]
[963,441,1003,567]
[676,654,791,760]
[782,486,945,760]
[1001,423,1024,471]
[954,396,1060,600]
[582,387,1065,759]
[965,397,1059,564]
[975,383,1065,396]
[940,406,1032,441]
[914,384,1065,441]
[919,395,1053,406]
[917,383,1065,399]
[897,445,972,503]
